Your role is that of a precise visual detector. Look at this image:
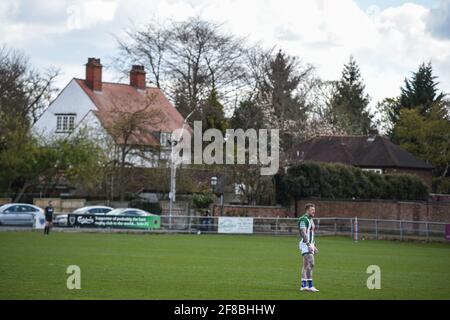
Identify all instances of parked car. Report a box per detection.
[0,203,45,228]
[106,208,156,216]
[54,206,113,227]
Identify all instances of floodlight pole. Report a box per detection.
[168,110,195,229]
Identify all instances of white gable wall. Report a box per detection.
[32,79,97,139]
[32,78,164,169]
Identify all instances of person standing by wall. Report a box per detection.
[44,200,54,235]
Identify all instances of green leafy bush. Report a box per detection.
[192,192,216,209]
[432,177,450,194]
[277,162,429,202]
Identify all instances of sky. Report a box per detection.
[1,0,449,109]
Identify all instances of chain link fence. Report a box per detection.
[1,211,447,241]
[160,214,448,242]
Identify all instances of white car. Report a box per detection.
[106,208,155,216]
[54,206,113,227]
[0,203,45,229]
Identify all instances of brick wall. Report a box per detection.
[212,204,295,217]
[210,201,450,222]
[0,198,11,206]
[33,198,86,213]
[297,199,450,222]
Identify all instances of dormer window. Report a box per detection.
[160,131,172,147]
[56,114,76,133]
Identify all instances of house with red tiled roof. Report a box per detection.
[33,58,188,167]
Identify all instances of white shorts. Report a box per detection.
[299,242,315,255]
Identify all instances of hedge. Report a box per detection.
[276,162,429,203]
[432,177,450,194]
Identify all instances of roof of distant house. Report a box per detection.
[75,79,188,146]
[287,135,433,170]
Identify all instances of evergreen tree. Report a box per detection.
[230,98,265,130]
[381,62,449,139]
[399,62,446,116]
[389,62,449,177]
[393,106,450,178]
[266,50,303,122]
[201,89,228,133]
[329,56,372,135]
[259,50,310,151]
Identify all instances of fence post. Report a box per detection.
[350,218,353,239]
[275,216,279,235]
[400,221,403,241]
[375,219,378,240]
[426,222,430,242]
[188,214,192,234]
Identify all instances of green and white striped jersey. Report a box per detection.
[298,214,315,244]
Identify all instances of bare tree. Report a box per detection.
[102,92,167,201]
[0,45,59,126]
[231,164,276,205]
[305,79,348,137]
[242,49,319,152]
[0,45,61,199]
[114,17,247,121]
[115,19,171,88]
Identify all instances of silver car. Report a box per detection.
[0,203,45,227]
[54,206,113,226]
[106,208,155,216]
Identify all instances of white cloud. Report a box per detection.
[1,0,449,108]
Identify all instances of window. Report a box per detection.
[160,132,172,147]
[23,206,38,212]
[235,183,245,195]
[362,168,383,174]
[5,205,18,213]
[69,116,75,130]
[56,114,76,132]
[160,152,168,160]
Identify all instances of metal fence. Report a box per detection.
[160,215,449,242]
[1,212,447,242]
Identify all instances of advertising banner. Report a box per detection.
[218,217,253,234]
[34,214,45,230]
[68,214,160,229]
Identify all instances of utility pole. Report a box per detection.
[168,110,195,229]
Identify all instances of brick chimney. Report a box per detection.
[130,65,146,90]
[85,58,102,92]
[367,128,378,142]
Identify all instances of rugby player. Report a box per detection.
[298,203,319,292]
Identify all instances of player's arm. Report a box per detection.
[299,219,313,252]
[299,228,309,244]
[298,219,309,243]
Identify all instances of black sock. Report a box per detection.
[44,226,48,234]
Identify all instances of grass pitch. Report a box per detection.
[0,231,449,299]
